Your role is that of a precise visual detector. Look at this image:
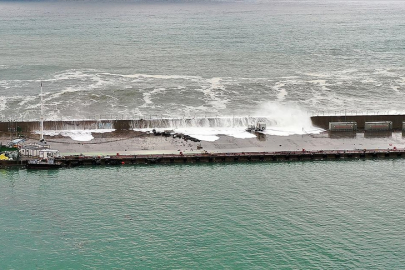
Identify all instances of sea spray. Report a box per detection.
[132,102,324,141]
[30,102,323,142]
[35,129,116,142]
[252,102,323,136]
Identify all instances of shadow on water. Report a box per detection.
[25,168,64,177]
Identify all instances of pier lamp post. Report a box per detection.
[40,82,44,141]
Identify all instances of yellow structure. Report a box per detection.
[0,153,9,160]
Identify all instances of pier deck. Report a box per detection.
[2,128,405,168]
[55,148,405,167]
[1,148,405,169]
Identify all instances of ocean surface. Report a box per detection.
[2,161,405,269]
[1,0,405,124]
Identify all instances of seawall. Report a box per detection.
[0,117,260,134]
[1,115,405,134]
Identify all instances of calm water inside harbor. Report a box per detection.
[1,160,405,269]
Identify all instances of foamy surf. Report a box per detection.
[2,68,405,120]
[134,125,323,141]
[35,129,115,142]
[263,127,324,137]
[129,103,325,141]
[133,127,257,142]
[24,102,325,142]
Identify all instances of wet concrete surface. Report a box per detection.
[2,130,405,156]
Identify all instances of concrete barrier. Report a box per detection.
[312,115,405,130]
[365,121,392,131]
[0,118,241,134]
[329,122,357,131]
[2,115,405,134]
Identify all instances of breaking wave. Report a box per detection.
[1,68,404,139]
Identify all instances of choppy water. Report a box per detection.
[1,161,405,269]
[1,0,405,123]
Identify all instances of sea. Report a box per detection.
[2,161,405,269]
[1,0,405,268]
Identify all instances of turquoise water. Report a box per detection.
[2,160,405,269]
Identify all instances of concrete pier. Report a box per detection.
[1,149,405,169]
[2,116,405,169]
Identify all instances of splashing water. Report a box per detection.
[133,102,324,141]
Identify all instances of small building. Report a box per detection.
[20,143,51,157]
[39,149,60,159]
[329,122,357,131]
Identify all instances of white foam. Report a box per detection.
[253,102,325,136]
[141,87,166,108]
[302,72,331,78]
[35,129,115,142]
[133,127,256,142]
[121,73,200,80]
[51,69,97,81]
[0,80,11,89]
[200,77,229,110]
[264,127,324,136]
[132,102,324,140]
[177,127,256,141]
[361,78,377,84]
[373,68,399,77]
[391,85,400,94]
[273,82,288,101]
[0,96,7,111]
[18,96,37,106]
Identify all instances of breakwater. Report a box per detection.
[0,117,258,134]
[1,115,405,134]
[1,149,405,169]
